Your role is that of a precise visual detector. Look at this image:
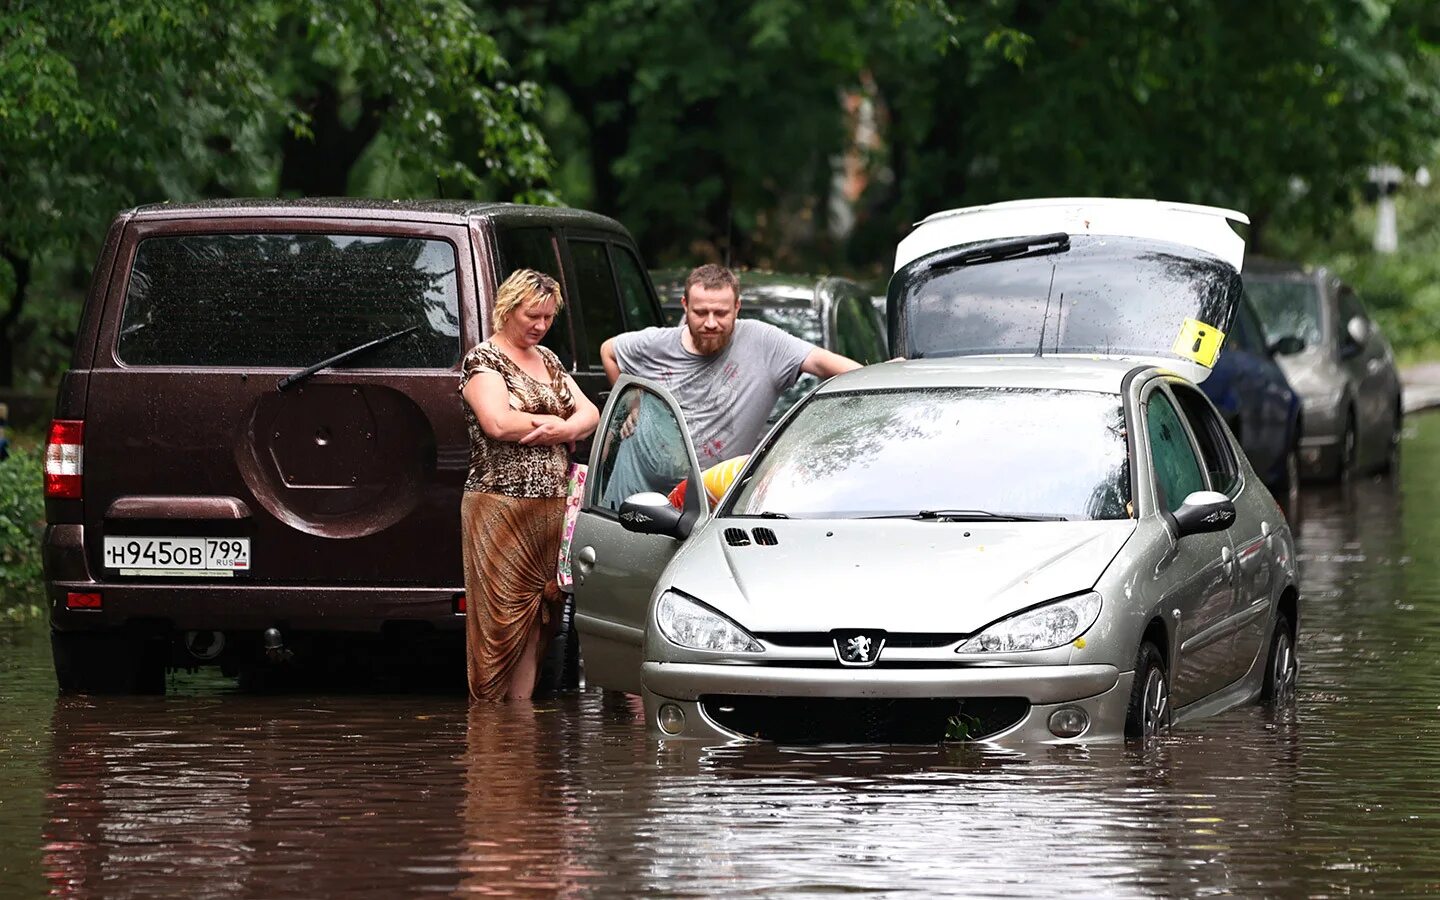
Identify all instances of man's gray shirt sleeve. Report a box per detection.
[750,320,815,390]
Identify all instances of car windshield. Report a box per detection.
[726,387,1132,521]
[893,234,1240,364]
[1245,277,1323,348]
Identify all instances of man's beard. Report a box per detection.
[690,327,732,355]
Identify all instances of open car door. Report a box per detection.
[571,376,706,693]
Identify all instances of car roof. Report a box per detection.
[1243,256,1321,281]
[651,269,827,307]
[814,355,1160,396]
[895,197,1249,272]
[128,198,627,231]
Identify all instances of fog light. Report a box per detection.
[657,703,686,735]
[1048,706,1089,738]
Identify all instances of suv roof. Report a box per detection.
[129,198,627,231]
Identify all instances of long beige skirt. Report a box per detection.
[461,491,567,701]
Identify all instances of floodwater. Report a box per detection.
[4,419,1440,898]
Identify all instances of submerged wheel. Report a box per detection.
[1262,614,1298,705]
[1336,411,1358,483]
[1277,444,1302,528]
[52,630,167,695]
[1125,642,1169,741]
[1378,400,1402,476]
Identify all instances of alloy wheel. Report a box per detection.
[1269,630,1298,704]
[1141,666,1170,739]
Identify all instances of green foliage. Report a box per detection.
[0,447,45,617]
[944,711,982,742]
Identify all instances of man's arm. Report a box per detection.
[800,346,862,379]
[600,337,622,385]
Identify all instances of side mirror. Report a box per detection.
[619,492,693,539]
[1267,335,1306,356]
[1170,490,1236,538]
[1346,316,1370,347]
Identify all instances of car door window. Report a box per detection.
[497,227,576,369]
[1170,384,1240,495]
[570,240,625,369]
[612,245,663,330]
[833,291,886,364]
[1228,300,1263,355]
[1146,389,1208,512]
[590,383,694,514]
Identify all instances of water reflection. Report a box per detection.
[5,416,1440,896]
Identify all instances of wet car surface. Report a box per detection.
[2,414,1437,897]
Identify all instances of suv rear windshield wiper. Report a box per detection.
[857,509,1067,522]
[276,325,419,392]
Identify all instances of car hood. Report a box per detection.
[667,518,1136,634]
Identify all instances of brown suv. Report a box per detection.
[43,199,665,692]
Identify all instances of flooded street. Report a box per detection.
[3,418,1440,897]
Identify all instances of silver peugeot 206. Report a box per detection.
[570,199,1300,744]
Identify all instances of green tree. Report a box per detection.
[0,0,552,388]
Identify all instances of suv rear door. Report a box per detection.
[85,217,476,587]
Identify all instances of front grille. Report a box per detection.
[700,695,1029,743]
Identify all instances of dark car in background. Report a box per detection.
[1199,295,1303,519]
[1245,260,1402,481]
[43,199,665,693]
[652,269,888,421]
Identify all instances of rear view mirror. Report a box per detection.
[1267,335,1305,356]
[1171,490,1236,538]
[619,492,692,539]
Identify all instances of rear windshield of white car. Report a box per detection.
[1244,277,1322,348]
[725,387,1132,521]
[892,234,1240,363]
[116,234,461,367]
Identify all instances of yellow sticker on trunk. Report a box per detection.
[1172,318,1226,367]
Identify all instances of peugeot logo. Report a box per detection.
[833,631,886,667]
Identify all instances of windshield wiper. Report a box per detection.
[930,233,1070,270]
[859,509,1066,522]
[277,326,419,392]
[732,511,790,519]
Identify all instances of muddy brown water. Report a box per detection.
[4,417,1440,897]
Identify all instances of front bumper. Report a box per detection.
[640,661,1132,744]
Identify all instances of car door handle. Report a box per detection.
[1221,546,1234,577]
[575,545,597,579]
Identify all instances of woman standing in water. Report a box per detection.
[459,269,599,700]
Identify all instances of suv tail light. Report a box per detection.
[45,419,84,499]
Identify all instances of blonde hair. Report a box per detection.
[493,268,564,329]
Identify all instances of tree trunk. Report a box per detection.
[0,249,31,389]
[278,81,389,196]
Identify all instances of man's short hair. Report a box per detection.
[683,264,739,304]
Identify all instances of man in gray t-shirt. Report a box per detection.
[600,265,860,494]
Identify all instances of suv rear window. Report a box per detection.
[117,233,461,368]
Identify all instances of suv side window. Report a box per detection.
[1146,389,1208,512]
[569,239,626,368]
[1170,383,1240,495]
[1228,299,1263,354]
[612,245,662,329]
[496,227,576,369]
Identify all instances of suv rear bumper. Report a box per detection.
[45,524,462,633]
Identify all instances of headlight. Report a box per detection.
[656,591,763,653]
[957,592,1102,653]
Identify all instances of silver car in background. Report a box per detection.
[1244,260,1402,480]
[570,201,1299,744]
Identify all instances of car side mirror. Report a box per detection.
[1267,335,1305,356]
[1346,316,1370,347]
[1170,490,1236,538]
[619,492,693,539]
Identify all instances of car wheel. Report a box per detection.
[1336,411,1357,483]
[52,630,167,695]
[1377,400,1402,476]
[1124,642,1170,741]
[1261,614,1298,705]
[1277,445,1301,528]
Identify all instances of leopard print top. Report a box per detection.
[458,342,576,497]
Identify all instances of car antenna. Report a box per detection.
[1054,291,1064,355]
[1035,262,1059,357]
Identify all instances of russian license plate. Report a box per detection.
[103,536,251,576]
